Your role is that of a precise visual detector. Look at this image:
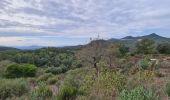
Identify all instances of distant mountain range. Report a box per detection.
[0,45,43,51]
[0,33,169,51]
[0,46,19,51]
[109,33,170,47]
[121,33,170,42]
[15,45,44,50]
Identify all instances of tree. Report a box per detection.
[136,39,155,54]
[157,43,170,54]
[76,40,106,74]
[119,44,129,57]
[104,44,120,68]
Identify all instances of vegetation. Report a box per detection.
[0,36,169,99]
[0,78,29,99]
[157,43,170,54]
[136,39,155,54]
[5,64,37,78]
[119,86,159,100]
[166,82,170,96]
[119,44,129,57]
[30,82,53,100]
[57,84,78,100]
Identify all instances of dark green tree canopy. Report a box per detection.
[136,39,156,54]
[5,64,37,78]
[157,43,170,54]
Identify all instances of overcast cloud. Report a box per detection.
[0,0,170,46]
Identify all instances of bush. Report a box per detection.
[127,70,155,89]
[47,77,58,85]
[30,82,53,100]
[119,45,129,57]
[100,71,127,92]
[157,43,170,54]
[139,59,150,70]
[5,64,37,78]
[57,85,78,100]
[166,82,170,96]
[119,86,159,100]
[0,78,29,99]
[37,73,53,82]
[45,66,68,75]
[78,71,126,99]
[0,60,15,78]
[136,39,155,54]
[138,57,151,70]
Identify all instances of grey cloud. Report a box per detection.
[0,0,170,37]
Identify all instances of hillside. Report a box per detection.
[0,46,19,51]
[122,33,170,42]
[109,33,170,48]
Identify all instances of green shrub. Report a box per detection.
[99,71,127,92]
[0,60,15,78]
[138,57,151,70]
[57,85,78,100]
[119,86,159,100]
[136,38,156,54]
[157,43,170,54]
[126,70,155,89]
[47,77,58,85]
[30,82,53,100]
[0,78,29,99]
[5,64,37,78]
[37,73,53,82]
[78,71,126,99]
[166,82,170,96]
[119,45,129,57]
[45,66,68,75]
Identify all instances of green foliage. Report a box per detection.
[0,60,14,77]
[166,82,170,96]
[78,72,96,95]
[0,48,79,70]
[45,66,68,75]
[5,64,37,78]
[119,45,129,57]
[99,71,127,92]
[126,70,155,90]
[47,77,58,85]
[0,78,29,99]
[157,43,170,54]
[57,84,78,100]
[37,73,53,82]
[136,39,155,54]
[30,82,53,100]
[78,70,127,99]
[138,58,150,70]
[119,86,159,100]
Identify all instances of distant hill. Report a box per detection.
[60,33,170,50]
[121,33,170,42]
[15,45,44,50]
[109,33,170,47]
[0,33,169,51]
[0,46,19,51]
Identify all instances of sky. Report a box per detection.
[0,0,170,46]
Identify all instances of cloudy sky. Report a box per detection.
[0,0,170,46]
